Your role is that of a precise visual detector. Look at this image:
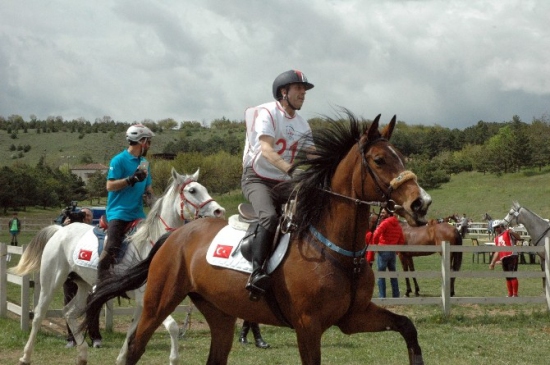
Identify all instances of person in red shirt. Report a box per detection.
[489,220,522,297]
[373,208,405,298]
[365,212,378,266]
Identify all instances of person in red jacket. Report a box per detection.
[489,220,522,297]
[373,208,405,298]
[365,212,378,266]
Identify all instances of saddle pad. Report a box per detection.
[73,228,101,269]
[228,214,250,231]
[206,225,290,274]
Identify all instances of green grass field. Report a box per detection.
[2,170,550,364]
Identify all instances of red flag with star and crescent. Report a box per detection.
[78,249,93,261]
[213,244,232,259]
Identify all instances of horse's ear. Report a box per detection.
[381,115,397,140]
[366,114,381,141]
[171,167,179,181]
[192,168,200,181]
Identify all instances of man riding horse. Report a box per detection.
[241,69,315,301]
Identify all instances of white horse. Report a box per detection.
[10,168,225,365]
[501,201,548,290]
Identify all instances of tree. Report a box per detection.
[527,116,550,171]
[87,171,107,204]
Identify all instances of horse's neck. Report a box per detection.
[318,201,370,247]
[520,211,550,245]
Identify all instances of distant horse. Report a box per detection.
[483,212,494,239]
[431,214,459,224]
[82,113,432,365]
[502,202,548,290]
[399,221,463,297]
[10,168,225,365]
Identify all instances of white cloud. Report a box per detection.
[0,0,548,128]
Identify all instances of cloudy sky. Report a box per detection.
[1,0,549,129]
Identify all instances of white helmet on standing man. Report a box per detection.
[126,124,155,143]
[491,220,503,229]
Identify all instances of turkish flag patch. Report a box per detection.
[213,244,232,259]
[78,249,93,261]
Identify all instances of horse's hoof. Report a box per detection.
[77,360,87,365]
[19,361,31,365]
[405,291,411,297]
[415,292,420,297]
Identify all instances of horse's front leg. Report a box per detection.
[408,258,421,296]
[399,254,413,297]
[294,321,324,365]
[338,302,424,365]
[413,278,421,297]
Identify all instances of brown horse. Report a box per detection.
[429,214,459,224]
[82,112,432,365]
[399,221,463,297]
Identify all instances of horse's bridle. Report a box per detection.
[157,179,216,232]
[313,137,417,262]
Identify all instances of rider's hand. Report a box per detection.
[126,169,147,187]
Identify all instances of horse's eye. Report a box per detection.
[373,157,385,166]
[188,187,195,194]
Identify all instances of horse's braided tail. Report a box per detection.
[8,225,62,276]
[79,232,171,334]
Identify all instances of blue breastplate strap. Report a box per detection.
[308,225,367,258]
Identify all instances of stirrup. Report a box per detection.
[245,275,271,301]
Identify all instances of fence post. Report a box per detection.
[0,243,7,318]
[441,241,451,316]
[545,238,550,312]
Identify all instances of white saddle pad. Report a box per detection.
[72,229,101,269]
[206,223,290,274]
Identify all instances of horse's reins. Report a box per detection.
[309,136,417,316]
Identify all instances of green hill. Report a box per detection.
[0,129,182,168]
[424,169,550,221]
[3,128,550,221]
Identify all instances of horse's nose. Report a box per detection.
[214,208,226,218]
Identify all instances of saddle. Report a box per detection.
[235,202,296,262]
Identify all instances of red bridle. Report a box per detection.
[157,179,215,233]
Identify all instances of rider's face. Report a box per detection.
[283,83,307,110]
[140,138,151,156]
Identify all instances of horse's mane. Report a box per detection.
[275,109,370,239]
[130,175,180,250]
[514,201,546,223]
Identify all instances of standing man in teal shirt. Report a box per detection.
[97,124,155,283]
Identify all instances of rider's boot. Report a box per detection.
[245,224,274,301]
[239,321,250,344]
[251,322,270,349]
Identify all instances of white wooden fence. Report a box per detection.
[0,243,192,331]
[2,240,549,331]
[369,239,550,315]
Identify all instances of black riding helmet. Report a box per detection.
[272,70,314,100]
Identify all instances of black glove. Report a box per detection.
[126,168,147,187]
